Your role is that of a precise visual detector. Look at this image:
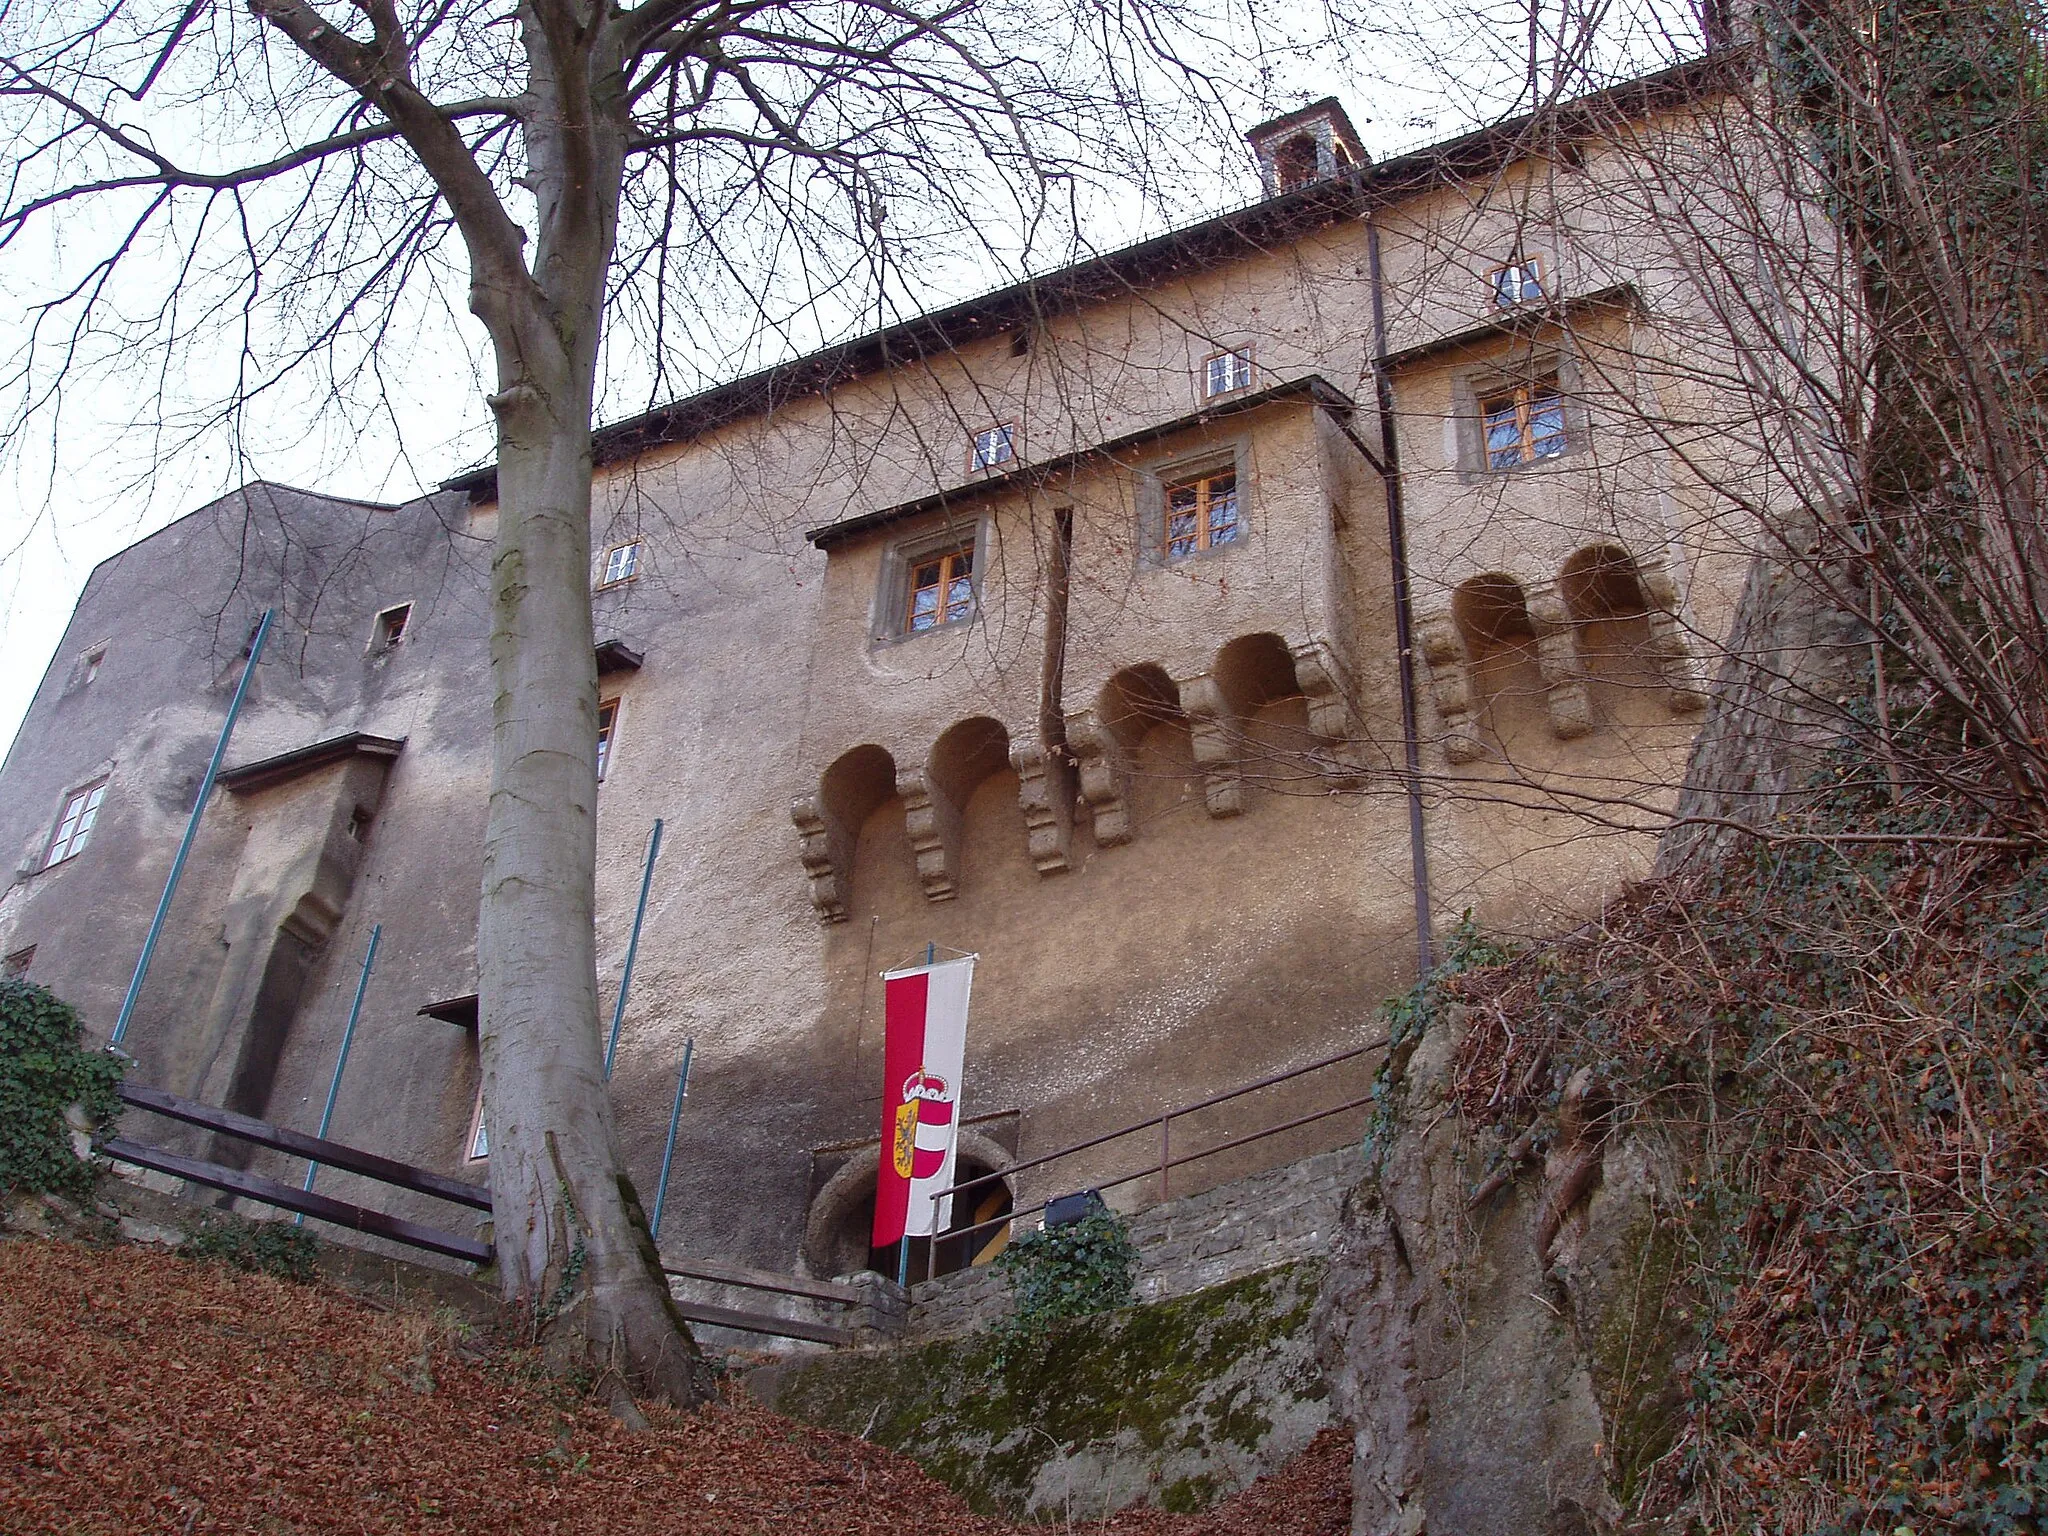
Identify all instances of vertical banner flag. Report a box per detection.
[872,954,976,1247]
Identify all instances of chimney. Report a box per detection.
[1247,99,1367,198]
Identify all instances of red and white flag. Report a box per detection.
[873,954,976,1247]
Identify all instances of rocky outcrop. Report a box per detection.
[1314,1010,1687,1536]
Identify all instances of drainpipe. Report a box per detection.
[1366,216,1436,977]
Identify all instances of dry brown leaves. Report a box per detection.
[0,1237,1348,1536]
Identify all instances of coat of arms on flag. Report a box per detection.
[873,953,975,1248]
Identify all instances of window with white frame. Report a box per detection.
[1490,257,1545,307]
[44,781,107,868]
[466,1084,489,1161]
[599,541,641,588]
[1202,348,1254,398]
[970,424,1015,471]
[596,698,620,781]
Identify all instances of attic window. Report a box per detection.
[1275,133,1320,191]
[1008,330,1032,358]
[970,424,1015,471]
[3,946,33,980]
[1203,348,1253,399]
[373,603,411,650]
[78,645,106,686]
[346,806,372,842]
[1491,258,1545,307]
[599,541,641,588]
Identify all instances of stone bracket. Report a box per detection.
[1010,739,1075,875]
[1180,673,1243,818]
[1527,584,1595,740]
[791,796,853,924]
[1417,611,1484,764]
[903,771,963,902]
[1067,710,1134,848]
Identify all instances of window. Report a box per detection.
[970,425,1015,472]
[905,544,976,633]
[466,1085,489,1161]
[1203,349,1253,399]
[1490,258,1544,307]
[1164,469,1242,558]
[346,806,372,842]
[596,699,619,781]
[1481,376,1567,469]
[79,646,105,686]
[1274,133,1320,191]
[372,603,411,650]
[3,946,33,981]
[1008,330,1032,358]
[599,542,640,588]
[44,781,107,868]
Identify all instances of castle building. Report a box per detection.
[0,59,1773,1282]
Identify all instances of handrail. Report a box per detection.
[935,1033,1387,1205]
[920,1032,1388,1282]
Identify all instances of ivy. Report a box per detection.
[0,978,123,1200]
[994,1206,1139,1351]
[179,1213,321,1284]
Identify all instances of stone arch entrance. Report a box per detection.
[802,1127,1015,1280]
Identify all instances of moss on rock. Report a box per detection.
[764,1261,1331,1520]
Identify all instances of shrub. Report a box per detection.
[995,1204,1140,1332]
[0,978,123,1199]
[180,1214,321,1284]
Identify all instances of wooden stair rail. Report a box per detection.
[100,1136,492,1264]
[118,1082,491,1210]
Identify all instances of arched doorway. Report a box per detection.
[804,1135,1015,1281]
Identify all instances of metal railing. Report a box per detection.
[921,1032,1388,1281]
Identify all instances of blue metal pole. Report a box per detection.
[298,924,380,1222]
[604,818,662,1079]
[649,1036,694,1241]
[112,608,274,1047]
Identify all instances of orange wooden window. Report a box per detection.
[1481,376,1566,469]
[906,544,975,632]
[1164,469,1241,558]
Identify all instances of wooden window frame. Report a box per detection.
[1201,348,1254,399]
[598,541,641,589]
[1162,468,1243,559]
[1479,375,1567,470]
[44,779,107,869]
[969,424,1016,472]
[1488,257,1545,308]
[596,698,620,782]
[904,542,977,634]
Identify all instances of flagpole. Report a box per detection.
[896,941,937,1289]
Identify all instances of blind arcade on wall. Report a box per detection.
[872,954,977,1247]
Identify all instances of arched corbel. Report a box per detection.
[1416,612,1485,764]
[1066,710,1134,848]
[1290,639,1369,787]
[791,797,854,923]
[902,772,963,902]
[1179,672,1244,818]
[1526,584,1596,740]
[1010,739,1076,874]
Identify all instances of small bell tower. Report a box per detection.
[1247,98,1367,197]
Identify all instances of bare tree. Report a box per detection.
[0,0,1229,1402]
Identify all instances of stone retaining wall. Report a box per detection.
[906,1143,1359,1340]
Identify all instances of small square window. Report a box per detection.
[466,1085,489,1162]
[904,543,976,633]
[1202,349,1253,399]
[45,781,107,869]
[599,542,641,588]
[3,946,34,981]
[1490,258,1544,307]
[596,699,620,781]
[1480,375,1567,470]
[970,425,1015,472]
[1163,469,1242,559]
[79,646,106,686]
[372,603,411,651]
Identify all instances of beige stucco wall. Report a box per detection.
[0,88,1828,1279]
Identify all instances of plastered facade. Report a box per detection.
[0,73,1800,1281]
